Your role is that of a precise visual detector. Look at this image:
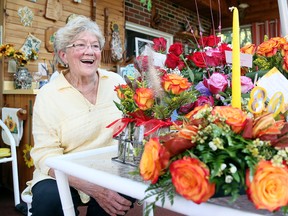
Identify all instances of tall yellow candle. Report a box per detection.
[231,7,241,109]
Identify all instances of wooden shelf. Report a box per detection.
[3,81,39,95]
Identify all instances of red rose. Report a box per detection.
[168,42,183,56]
[198,35,221,47]
[190,51,207,68]
[153,37,167,53]
[165,53,185,70]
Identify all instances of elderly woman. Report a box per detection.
[28,16,135,216]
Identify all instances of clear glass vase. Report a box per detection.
[14,67,33,89]
[132,125,170,165]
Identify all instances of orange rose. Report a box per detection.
[185,104,210,127]
[139,137,169,184]
[282,43,288,56]
[246,160,288,212]
[114,84,129,100]
[271,37,287,49]
[240,43,256,55]
[283,53,288,72]
[212,106,247,134]
[162,73,192,95]
[133,88,154,110]
[252,113,284,138]
[170,157,215,204]
[256,39,278,57]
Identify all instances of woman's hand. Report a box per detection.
[65,174,133,216]
[92,187,132,216]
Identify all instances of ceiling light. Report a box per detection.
[239,3,249,9]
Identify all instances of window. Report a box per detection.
[220,25,252,47]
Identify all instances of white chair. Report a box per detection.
[0,119,20,206]
[21,186,32,216]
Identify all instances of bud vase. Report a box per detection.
[116,122,135,164]
[14,67,33,89]
[133,125,170,165]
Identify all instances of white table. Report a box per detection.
[46,145,271,216]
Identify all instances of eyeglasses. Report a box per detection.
[66,43,101,52]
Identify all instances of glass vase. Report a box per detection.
[132,125,170,165]
[14,67,33,89]
[116,122,135,164]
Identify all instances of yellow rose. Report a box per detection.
[246,160,288,212]
[170,157,215,204]
[133,87,154,110]
[162,73,192,95]
[139,137,169,184]
[212,106,247,134]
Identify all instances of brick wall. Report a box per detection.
[125,0,211,37]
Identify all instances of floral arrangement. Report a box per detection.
[240,36,288,79]
[108,52,199,138]
[0,43,38,67]
[161,36,255,112]
[108,33,288,215]
[139,104,288,214]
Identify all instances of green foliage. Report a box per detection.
[141,172,175,216]
[139,0,152,11]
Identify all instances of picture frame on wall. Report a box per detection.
[135,37,153,57]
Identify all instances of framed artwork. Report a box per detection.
[20,33,41,57]
[45,27,58,52]
[135,37,153,57]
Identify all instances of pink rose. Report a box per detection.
[203,73,228,94]
[205,48,223,67]
[241,76,254,93]
[194,95,214,107]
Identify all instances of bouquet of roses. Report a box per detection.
[139,103,288,215]
[241,36,288,79]
[108,53,199,138]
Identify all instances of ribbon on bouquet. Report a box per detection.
[106,117,135,138]
[107,110,173,138]
[135,118,173,137]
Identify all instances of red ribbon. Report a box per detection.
[106,117,135,138]
[107,110,173,138]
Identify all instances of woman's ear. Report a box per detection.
[59,50,67,65]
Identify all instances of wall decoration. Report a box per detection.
[66,14,79,23]
[110,22,123,62]
[45,27,58,52]
[135,37,153,57]
[45,0,63,21]
[17,6,34,27]
[20,33,41,58]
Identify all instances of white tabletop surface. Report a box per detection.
[46,145,279,216]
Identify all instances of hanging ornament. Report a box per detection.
[17,6,34,27]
